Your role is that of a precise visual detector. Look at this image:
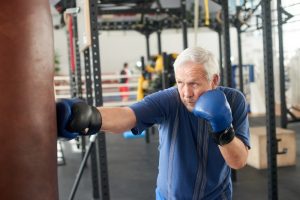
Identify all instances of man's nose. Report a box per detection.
[183,85,193,98]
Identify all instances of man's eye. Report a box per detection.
[192,83,200,88]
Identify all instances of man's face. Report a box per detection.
[175,62,218,112]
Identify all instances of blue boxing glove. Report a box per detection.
[56,98,102,140]
[193,89,235,145]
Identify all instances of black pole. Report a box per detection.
[73,16,83,99]
[181,0,188,49]
[89,0,110,199]
[145,33,151,60]
[237,27,244,93]
[141,56,145,75]
[157,30,162,55]
[67,17,77,98]
[83,48,102,199]
[277,0,288,128]
[73,14,86,158]
[220,0,237,182]
[68,135,97,200]
[162,52,169,89]
[218,31,224,86]
[141,56,150,143]
[261,1,278,199]
[84,49,93,105]
[221,0,232,87]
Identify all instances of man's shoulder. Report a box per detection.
[217,86,246,105]
[150,87,178,97]
[162,87,179,97]
[145,87,180,105]
[218,86,244,97]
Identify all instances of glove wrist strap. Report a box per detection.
[211,126,235,146]
[87,106,102,135]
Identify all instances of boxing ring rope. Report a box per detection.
[54,73,140,107]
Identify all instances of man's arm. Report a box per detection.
[99,107,136,133]
[193,89,249,169]
[219,137,249,169]
[56,99,137,139]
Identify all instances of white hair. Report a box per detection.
[173,47,220,81]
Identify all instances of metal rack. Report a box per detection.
[61,0,292,199]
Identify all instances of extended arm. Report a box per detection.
[56,98,137,139]
[99,107,136,133]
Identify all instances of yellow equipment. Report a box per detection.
[136,53,178,100]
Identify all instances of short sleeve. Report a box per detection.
[221,87,251,148]
[129,87,179,135]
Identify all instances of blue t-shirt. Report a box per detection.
[130,86,250,200]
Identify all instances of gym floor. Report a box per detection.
[58,116,300,200]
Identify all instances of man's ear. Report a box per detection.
[211,74,220,89]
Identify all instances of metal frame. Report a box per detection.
[67,17,77,98]
[162,52,170,89]
[90,0,110,199]
[84,48,93,105]
[98,7,180,15]
[217,30,224,86]
[68,0,111,199]
[145,33,151,60]
[68,135,98,200]
[73,15,87,158]
[140,56,151,143]
[221,0,232,88]
[82,48,104,200]
[157,29,162,54]
[261,1,278,199]
[219,0,237,182]
[277,0,287,128]
[65,1,295,200]
[73,16,83,99]
[233,7,244,94]
[181,0,188,49]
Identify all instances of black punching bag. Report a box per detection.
[0,1,58,199]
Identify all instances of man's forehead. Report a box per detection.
[175,71,207,82]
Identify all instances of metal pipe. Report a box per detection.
[237,27,244,93]
[261,0,279,199]
[277,0,288,128]
[181,0,188,49]
[68,135,98,200]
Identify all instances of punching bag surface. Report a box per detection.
[0,1,58,199]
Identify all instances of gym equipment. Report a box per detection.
[247,127,296,169]
[68,134,98,200]
[193,90,232,133]
[0,1,58,199]
[193,90,235,146]
[63,1,110,199]
[123,130,146,139]
[261,1,279,199]
[141,53,177,95]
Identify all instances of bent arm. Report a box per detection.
[98,107,137,134]
[219,136,249,169]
